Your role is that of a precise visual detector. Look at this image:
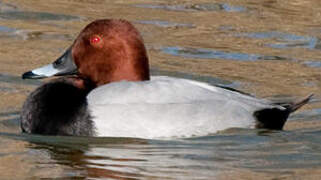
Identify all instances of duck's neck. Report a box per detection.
[105,59,150,85]
[95,46,150,86]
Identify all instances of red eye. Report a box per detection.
[90,35,101,45]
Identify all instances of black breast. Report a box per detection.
[21,78,95,136]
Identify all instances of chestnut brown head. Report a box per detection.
[22,19,150,87]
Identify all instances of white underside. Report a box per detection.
[87,76,282,139]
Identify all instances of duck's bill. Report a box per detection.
[22,48,77,79]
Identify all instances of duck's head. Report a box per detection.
[22,19,150,87]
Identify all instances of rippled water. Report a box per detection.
[0,0,321,179]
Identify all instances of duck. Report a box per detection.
[21,19,311,139]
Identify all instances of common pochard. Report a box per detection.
[21,19,311,138]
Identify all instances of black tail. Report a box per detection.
[254,94,313,130]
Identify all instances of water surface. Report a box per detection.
[0,0,320,179]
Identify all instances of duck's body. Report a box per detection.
[21,19,311,139]
[89,76,275,138]
[21,75,310,138]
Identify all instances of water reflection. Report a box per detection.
[303,61,321,68]
[134,3,246,12]
[0,26,73,41]
[236,31,318,49]
[0,86,14,92]
[1,127,321,179]
[0,1,79,21]
[0,11,79,21]
[16,31,73,41]
[0,25,15,33]
[136,20,194,28]
[161,46,289,61]
[0,1,76,40]
[291,108,321,121]
[0,1,18,12]
[0,73,42,86]
[0,111,19,118]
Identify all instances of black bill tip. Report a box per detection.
[22,71,46,79]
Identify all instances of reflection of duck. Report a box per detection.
[21,19,311,138]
